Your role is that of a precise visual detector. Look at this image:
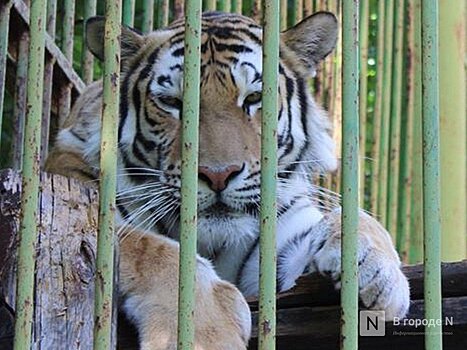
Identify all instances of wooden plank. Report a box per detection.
[0,169,99,350]
[249,296,467,349]
[9,0,85,94]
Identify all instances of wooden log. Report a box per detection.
[0,169,99,350]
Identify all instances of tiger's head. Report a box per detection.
[58,12,338,252]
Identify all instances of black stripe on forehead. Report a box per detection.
[172,40,253,58]
[119,48,161,142]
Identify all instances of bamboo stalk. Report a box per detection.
[396,0,414,261]
[439,0,467,261]
[377,0,394,228]
[369,0,385,216]
[409,0,423,265]
[358,0,369,205]
[386,0,405,236]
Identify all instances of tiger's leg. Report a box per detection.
[119,232,251,350]
[309,209,410,320]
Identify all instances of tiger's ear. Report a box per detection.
[281,12,338,76]
[85,16,144,65]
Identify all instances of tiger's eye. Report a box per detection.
[244,92,262,105]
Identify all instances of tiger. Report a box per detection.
[45,11,410,349]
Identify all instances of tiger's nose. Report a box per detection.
[198,165,243,192]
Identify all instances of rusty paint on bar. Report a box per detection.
[93,1,121,349]
[13,0,47,347]
[81,0,97,83]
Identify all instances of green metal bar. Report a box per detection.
[422,0,442,348]
[62,0,75,60]
[123,0,135,26]
[232,0,242,14]
[439,0,467,261]
[0,1,11,154]
[12,33,29,170]
[177,0,201,348]
[257,0,279,348]
[93,1,121,349]
[289,0,296,26]
[409,0,423,265]
[387,0,405,236]
[41,0,57,164]
[377,0,394,227]
[81,0,97,84]
[369,0,385,215]
[142,0,155,33]
[205,0,216,11]
[219,0,231,12]
[340,1,359,349]
[155,0,170,28]
[280,0,287,30]
[13,0,47,347]
[358,0,369,205]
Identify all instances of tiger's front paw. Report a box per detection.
[120,234,251,350]
[311,210,410,320]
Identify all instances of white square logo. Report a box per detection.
[359,310,385,336]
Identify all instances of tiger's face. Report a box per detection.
[85,12,338,250]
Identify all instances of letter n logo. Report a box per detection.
[359,310,385,336]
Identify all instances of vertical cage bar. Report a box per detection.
[369,0,385,215]
[409,0,423,264]
[123,0,135,26]
[205,0,216,11]
[82,0,97,83]
[13,0,47,347]
[386,0,405,235]
[340,1,359,349]
[358,0,369,204]
[232,0,242,14]
[177,0,201,348]
[93,1,121,349]
[58,0,75,129]
[162,0,170,27]
[280,0,287,30]
[377,0,394,227]
[41,0,57,165]
[421,0,442,348]
[219,0,231,12]
[257,0,279,349]
[0,1,11,153]
[142,0,155,32]
[12,33,29,170]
